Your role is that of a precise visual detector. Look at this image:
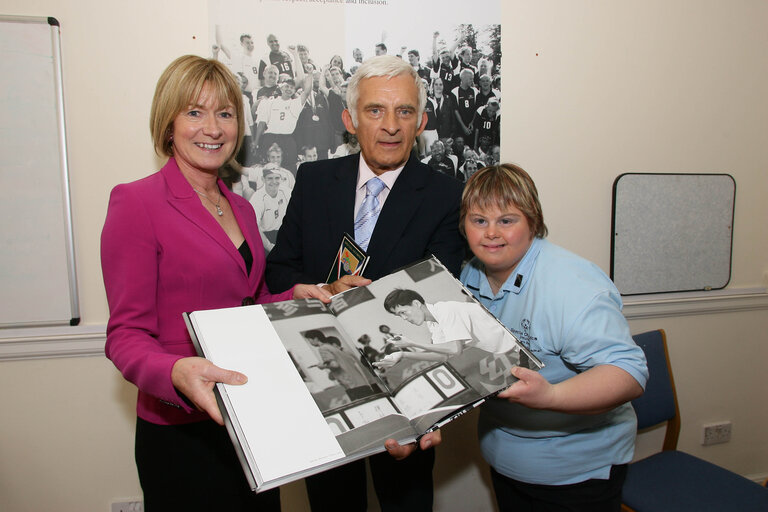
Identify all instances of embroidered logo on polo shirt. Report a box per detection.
[511,318,539,352]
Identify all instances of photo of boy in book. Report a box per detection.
[374,288,525,392]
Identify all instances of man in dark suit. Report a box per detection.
[266,55,465,511]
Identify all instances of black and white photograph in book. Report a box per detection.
[330,258,534,397]
[208,0,501,252]
[260,301,381,410]
[253,256,539,454]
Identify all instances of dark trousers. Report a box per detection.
[305,448,435,511]
[490,464,627,512]
[135,417,280,512]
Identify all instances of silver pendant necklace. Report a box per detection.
[194,187,224,216]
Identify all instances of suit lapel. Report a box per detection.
[162,159,248,277]
[325,154,358,244]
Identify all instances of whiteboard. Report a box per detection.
[610,173,735,296]
[0,16,79,327]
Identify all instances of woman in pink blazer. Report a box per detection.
[101,55,329,511]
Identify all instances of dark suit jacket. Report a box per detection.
[266,153,465,291]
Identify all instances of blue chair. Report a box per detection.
[622,329,768,511]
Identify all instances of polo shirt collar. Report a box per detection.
[464,237,543,299]
[500,237,542,295]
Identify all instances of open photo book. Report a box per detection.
[183,256,543,492]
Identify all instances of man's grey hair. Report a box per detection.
[345,55,426,127]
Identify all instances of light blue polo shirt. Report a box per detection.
[460,237,648,485]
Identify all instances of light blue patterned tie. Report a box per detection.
[354,177,386,251]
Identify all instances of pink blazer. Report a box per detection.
[101,158,293,425]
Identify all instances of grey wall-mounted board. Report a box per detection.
[610,173,735,296]
[0,16,79,327]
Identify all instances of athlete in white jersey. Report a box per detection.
[254,73,312,169]
[377,289,519,368]
[249,165,289,252]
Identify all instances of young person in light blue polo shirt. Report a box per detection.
[459,163,648,511]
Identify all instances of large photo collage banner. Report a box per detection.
[209,0,501,253]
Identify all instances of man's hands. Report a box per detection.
[292,275,372,303]
[170,356,247,425]
[324,275,371,296]
[385,430,442,461]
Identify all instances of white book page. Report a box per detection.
[192,305,345,483]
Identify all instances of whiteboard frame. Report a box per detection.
[0,15,80,327]
[610,172,735,296]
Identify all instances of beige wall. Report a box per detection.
[1,1,767,511]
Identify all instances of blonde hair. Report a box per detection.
[460,163,548,238]
[150,55,244,160]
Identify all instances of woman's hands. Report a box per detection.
[171,356,247,425]
[292,283,333,302]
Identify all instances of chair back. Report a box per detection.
[630,329,680,451]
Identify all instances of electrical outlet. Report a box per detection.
[702,421,732,446]
[111,500,143,512]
